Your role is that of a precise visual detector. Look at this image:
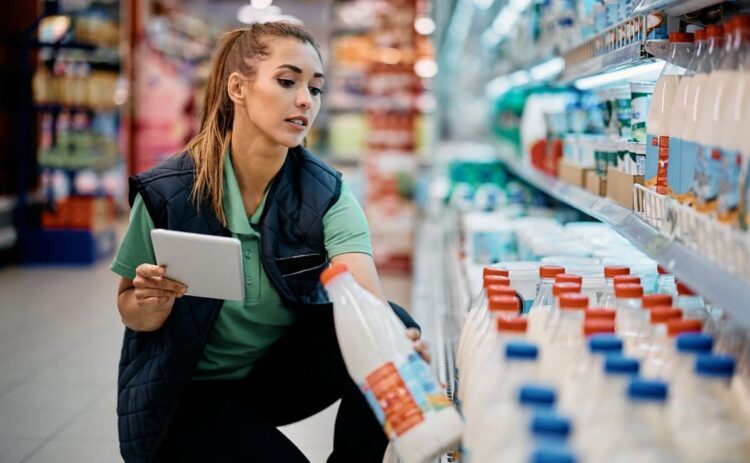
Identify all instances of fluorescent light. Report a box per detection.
[414,17,436,35]
[251,0,273,8]
[529,57,564,82]
[574,61,665,90]
[473,0,495,9]
[414,59,438,78]
[237,5,283,24]
[486,70,529,99]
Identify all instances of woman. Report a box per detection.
[111,22,426,463]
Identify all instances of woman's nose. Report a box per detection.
[297,90,312,109]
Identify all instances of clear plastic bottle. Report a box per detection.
[601,265,630,309]
[641,293,673,311]
[675,280,709,323]
[497,411,573,462]
[541,293,589,385]
[321,264,463,462]
[636,306,683,363]
[671,355,750,462]
[659,333,714,382]
[584,307,616,322]
[613,283,646,349]
[529,265,567,315]
[655,264,678,296]
[536,282,582,342]
[561,333,623,411]
[528,444,578,463]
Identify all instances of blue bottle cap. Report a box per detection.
[675,333,713,354]
[518,384,557,407]
[529,444,577,463]
[695,354,735,378]
[588,334,623,354]
[506,341,539,360]
[627,378,668,401]
[530,412,572,438]
[604,356,640,375]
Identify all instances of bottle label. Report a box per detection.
[656,135,670,194]
[678,140,699,204]
[667,136,696,199]
[616,97,632,140]
[360,354,451,439]
[645,133,659,187]
[717,149,742,224]
[692,144,721,212]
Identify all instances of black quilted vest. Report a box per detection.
[117,146,418,462]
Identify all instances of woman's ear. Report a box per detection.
[227,72,245,104]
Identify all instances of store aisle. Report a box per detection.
[0,227,412,463]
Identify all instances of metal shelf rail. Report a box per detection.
[495,150,750,331]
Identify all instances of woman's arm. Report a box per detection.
[117,264,187,332]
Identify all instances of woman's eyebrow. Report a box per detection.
[275,64,325,79]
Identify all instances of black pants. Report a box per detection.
[156,312,388,463]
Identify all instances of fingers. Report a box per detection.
[414,340,431,364]
[134,264,188,294]
[405,328,421,341]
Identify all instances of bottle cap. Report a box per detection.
[583,319,616,335]
[627,378,668,401]
[483,275,511,288]
[695,354,736,378]
[604,356,640,375]
[588,334,623,353]
[604,265,630,278]
[540,265,566,279]
[505,341,539,360]
[613,274,641,286]
[529,445,577,463]
[694,29,706,41]
[614,283,643,298]
[675,280,696,296]
[735,15,750,30]
[642,294,672,308]
[497,315,527,333]
[667,318,702,336]
[552,282,582,296]
[650,306,683,323]
[489,295,520,312]
[486,284,517,298]
[669,32,694,43]
[555,273,583,285]
[530,412,572,438]
[483,266,510,278]
[320,263,348,285]
[707,24,724,38]
[518,384,556,407]
[585,308,616,320]
[676,333,714,354]
[559,293,588,309]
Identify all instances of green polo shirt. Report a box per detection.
[111,153,371,380]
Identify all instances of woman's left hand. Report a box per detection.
[406,328,431,363]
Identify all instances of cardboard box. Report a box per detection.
[606,166,644,209]
[558,159,589,187]
[585,171,607,197]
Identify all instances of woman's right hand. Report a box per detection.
[132,263,188,311]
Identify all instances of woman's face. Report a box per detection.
[236,38,324,149]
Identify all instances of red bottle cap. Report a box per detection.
[676,281,696,296]
[614,283,643,298]
[694,29,706,41]
[497,316,528,333]
[642,294,673,309]
[540,265,566,279]
[613,275,641,286]
[586,308,616,321]
[489,295,520,313]
[583,319,616,335]
[667,319,703,336]
[552,282,582,296]
[483,267,510,278]
[669,32,694,43]
[707,24,724,38]
[604,266,630,278]
[484,275,511,288]
[320,263,348,285]
[651,307,683,324]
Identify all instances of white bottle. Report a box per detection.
[659,333,713,382]
[694,22,734,213]
[561,333,622,411]
[600,265,631,309]
[646,33,692,194]
[540,293,589,385]
[528,265,566,339]
[613,283,646,349]
[716,16,750,225]
[668,31,702,202]
[321,264,463,463]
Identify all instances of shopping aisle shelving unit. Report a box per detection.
[496,149,750,330]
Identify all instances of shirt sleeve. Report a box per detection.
[323,182,373,258]
[110,193,157,279]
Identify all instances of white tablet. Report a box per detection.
[150,229,245,301]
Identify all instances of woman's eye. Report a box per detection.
[277,79,294,88]
[309,87,323,96]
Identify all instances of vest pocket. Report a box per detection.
[275,253,328,295]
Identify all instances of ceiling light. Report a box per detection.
[414,59,438,78]
[414,17,436,35]
[251,0,273,9]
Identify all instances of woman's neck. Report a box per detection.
[230,125,288,216]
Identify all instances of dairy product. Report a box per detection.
[667,32,698,202]
[630,82,655,142]
[646,33,693,194]
[321,264,462,462]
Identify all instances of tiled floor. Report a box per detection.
[0,228,412,463]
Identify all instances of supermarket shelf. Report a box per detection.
[559,41,655,84]
[633,0,726,16]
[495,150,750,330]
